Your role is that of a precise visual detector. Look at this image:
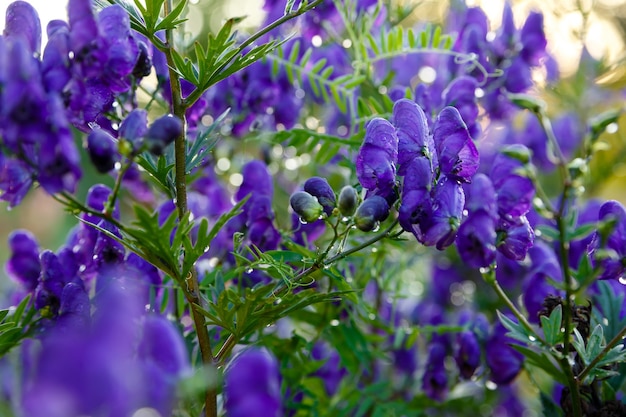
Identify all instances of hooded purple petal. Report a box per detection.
[433,106,479,182]
[356,118,398,193]
[4,1,42,55]
[392,99,430,174]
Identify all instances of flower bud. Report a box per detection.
[354,195,390,232]
[304,177,335,216]
[146,115,183,156]
[87,129,117,173]
[290,191,324,223]
[338,185,358,216]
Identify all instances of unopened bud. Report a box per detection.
[304,177,336,216]
[338,185,358,216]
[354,196,389,232]
[290,191,324,223]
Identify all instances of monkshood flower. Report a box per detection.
[204,59,302,136]
[422,337,449,401]
[485,318,523,385]
[354,195,390,232]
[87,128,118,173]
[5,230,41,292]
[22,280,188,417]
[497,215,535,261]
[522,242,563,322]
[386,99,477,250]
[3,1,41,55]
[451,3,548,120]
[66,1,140,127]
[225,348,283,417]
[457,174,498,268]
[490,145,535,218]
[588,200,626,280]
[356,118,399,201]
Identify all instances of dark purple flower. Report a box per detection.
[0,156,33,208]
[497,215,535,261]
[146,115,183,156]
[433,106,479,183]
[356,118,398,197]
[399,158,433,238]
[455,330,481,379]
[441,76,480,138]
[3,1,41,55]
[41,21,71,93]
[225,349,282,417]
[118,108,148,149]
[588,201,626,280]
[457,211,497,268]
[520,11,547,66]
[490,146,535,217]
[422,177,465,250]
[392,99,431,174]
[87,128,118,173]
[486,320,523,385]
[422,339,448,401]
[6,230,41,291]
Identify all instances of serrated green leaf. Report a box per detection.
[154,0,188,32]
[541,304,562,346]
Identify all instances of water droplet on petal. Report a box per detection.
[299,217,308,225]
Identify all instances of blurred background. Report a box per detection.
[0,0,625,287]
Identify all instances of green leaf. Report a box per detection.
[511,344,568,385]
[540,304,562,346]
[154,0,188,32]
[497,310,540,346]
[536,224,560,242]
[567,222,597,242]
[185,109,228,174]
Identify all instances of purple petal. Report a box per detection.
[4,1,42,55]
[392,99,429,174]
[433,107,479,182]
[356,118,398,192]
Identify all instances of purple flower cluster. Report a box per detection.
[0,0,154,207]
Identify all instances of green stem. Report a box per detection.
[215,219,401,365]
[482,269,546,345]
[577,325,626,383]
[104,160,133,217]
[183,0,325,108]
[163,2,216,416]
[534,109,582,417]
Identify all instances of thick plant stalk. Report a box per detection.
[163,2,217,416]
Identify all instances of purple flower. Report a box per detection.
[455,330,481,379]
[490,146,535,218]
[391,99,431,174]
[486,320,523,385]
[118,108,148,149]
[3,1,41,55]
[588,201,626,280]
[41,21,71,93]
[433,107,479,183]
[422,177,465,250]
[497,215,535,261]
[0,156,33,208]
[6,230,41,291]
[146,115,183,156]
[457,211,497,268]
[225,349,282,417]
[422,339,448,401]
[87,128,118,173]
[356,118,398,198]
